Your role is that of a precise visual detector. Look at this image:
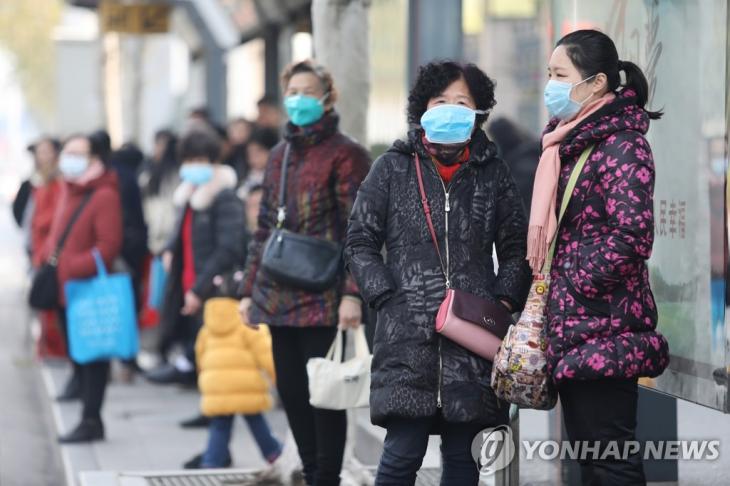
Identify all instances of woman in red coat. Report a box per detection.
[27,137,66,357]
[43,132,123,443]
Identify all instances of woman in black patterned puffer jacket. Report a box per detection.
[345,61,531,485]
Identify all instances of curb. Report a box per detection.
[40,363,80,486]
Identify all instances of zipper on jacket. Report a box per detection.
[437,176,451,409]
[422,157,463,411]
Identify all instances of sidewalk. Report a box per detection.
[42,359,444,486]
[41,356,560,486]
[42,360,290,485]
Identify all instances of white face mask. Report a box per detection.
[59,153,89,179]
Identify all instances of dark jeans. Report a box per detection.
[559,378,646,486]
[269,326,347,486]
[201,414,282,467]
[58,310,110,421]
[375,415,483,486]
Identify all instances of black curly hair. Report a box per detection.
[407,61,496,128]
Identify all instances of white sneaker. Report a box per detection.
[340,457,375,486]
[257,430,302,485]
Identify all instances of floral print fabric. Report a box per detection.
[544,90,670,384]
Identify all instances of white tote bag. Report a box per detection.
[307,327,372,410]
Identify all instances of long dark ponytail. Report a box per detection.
[557,29,663,120]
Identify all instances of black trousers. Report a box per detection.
[559,378,646,486]
[269,326,347,486]
[182,312,203,368]
[58,310,110,421]
[376,415,483,486]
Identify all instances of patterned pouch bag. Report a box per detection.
[491,145,594,410]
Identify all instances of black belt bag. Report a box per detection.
[260,144,343,293]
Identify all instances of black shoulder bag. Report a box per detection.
[260,143,343,293]
[29,193,93,310]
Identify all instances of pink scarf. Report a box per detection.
[527,93,616,274]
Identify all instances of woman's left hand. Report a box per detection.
[338,297,362,330]
[181,290,202,316]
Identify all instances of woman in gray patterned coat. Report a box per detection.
[345,61,531,485]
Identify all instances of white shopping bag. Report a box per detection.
[307,326,371,410]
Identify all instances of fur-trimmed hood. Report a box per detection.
[173,165,238,210]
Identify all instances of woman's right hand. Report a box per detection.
[162,250,173,273]
[238,297,258,329]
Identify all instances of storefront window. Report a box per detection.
[549,0,729,412]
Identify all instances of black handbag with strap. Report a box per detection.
[29,192,93,310]
[260,143,343,293]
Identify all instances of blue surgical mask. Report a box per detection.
[59,153,89,179]
[180,163,214,186]
[284,94,327,127]
[543,75,596,120]
[420,104,485,144]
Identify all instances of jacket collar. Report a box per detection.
[173,165,237,210]
[396,128,498,167]
[283,110,340,147]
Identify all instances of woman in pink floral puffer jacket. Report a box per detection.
[531,30,670,485]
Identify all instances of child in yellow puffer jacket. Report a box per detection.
[193,297,282,469]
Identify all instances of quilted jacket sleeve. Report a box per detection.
[334,143,371,297]
[344,155,397,309]
[492,159,532,311]
[569,131,655,297]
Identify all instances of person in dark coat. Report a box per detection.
[148,127,245,390]
[487,117,540,218]
[532,30,670,485]
[345,61,531,485]
[108,141,149,377]
[109,142,149,302]
[239,60,370,486]
[42,132,124,443]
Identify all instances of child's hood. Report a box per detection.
[204,298,243,337]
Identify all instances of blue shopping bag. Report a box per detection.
[147,255,167,310]
[65,249,139,364]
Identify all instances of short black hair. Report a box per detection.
[257,94,279,107]
[248,127,279,150]
[407,61,496,127]
[189,106,210,120]
[178,128,222,163]
[27,136,61,154]
[155,128,176,142]
[89,129,112,164]
[62,130,112,165]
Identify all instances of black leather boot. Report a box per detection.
[58,418,105,444]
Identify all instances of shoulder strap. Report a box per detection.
[49,191,94,265]
[543,145,594,272]
[414,153,446,276]
[276,143,292,229]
